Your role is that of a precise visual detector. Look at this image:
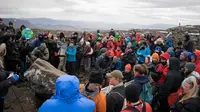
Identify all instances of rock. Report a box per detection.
[24,58,65,95]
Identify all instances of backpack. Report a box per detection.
[122,101,146,112]
[139,82,153,104]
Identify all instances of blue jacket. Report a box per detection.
[112,58,122,71]
[66,46,77,62]
[32,39,42,48]
[136,46,151,63]
[38,75,95,112]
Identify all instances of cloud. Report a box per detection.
[0,0,200,25]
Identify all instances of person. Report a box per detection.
[57,37,67,72]
[80,71,106,112]
[125,42,132,54]
[126,64,153,104]
[115,46,122,58]
[170,76,200,112]
[157,57,183,112]
[38,75,95,112]
[106,70,125,112]
[32,33,45,48]
[123,64,133,83]
[31,43,49,61]
[0,43,19,112]
[156,52,170,85]
[183,34,196,52]
[66,41,77,75]
[180,51,190,69]
[6,21,15,34]
[136,42,151,64]
[95,51,113,73]
[111,56,122,71]
[121,82,152,112]
[194,50,200,74]
[184,62,200,82]
[82,42,93,73]
[0,18,5,33]
[109,29,115,37]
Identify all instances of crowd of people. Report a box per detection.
[1,17,200,112]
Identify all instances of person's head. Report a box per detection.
[125,82,141,103]
[145,56,151,64]
[133,64,148,76]
[113,56,118,63]
[38,34,44,41]
[69,41,74,46]
[88,71,103,92]
[189,53,197,63]
[184,62,196,76]
[180,76,199,102]
[20,25,26,31]
[125,64,132,73]
[106,70,123,85]
[152,53,159,64]
[180,51,189,60]
[127,42,132,48]
[160,52,170,65]
[8,21,13,27]
[55,75,80,102]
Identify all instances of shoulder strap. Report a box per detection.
[141,101,146,112]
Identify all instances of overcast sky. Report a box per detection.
[0,0,200,25]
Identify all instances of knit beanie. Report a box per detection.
[125,64,132,71]
[161,52,170,60]
[89,71,103,85]
[152,53,159,61]
[125,82,141,103]
[185,62,196,72]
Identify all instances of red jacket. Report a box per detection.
[107,40,115,50]
[156,64,169,85]
[115,50,122,58]
[136,33,141,42]
[195,50,200,74]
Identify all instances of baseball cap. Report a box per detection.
[106,70,123,79]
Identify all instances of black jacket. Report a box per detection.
[183,40,195,52]
[0,68,16,97]
[123,71,133,83]
[171,96,200,112]
[158,57,183,100]
[106,82,125,112]
[95,54,112,70]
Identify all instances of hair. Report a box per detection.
[133,64,148,75]
[180,76,199,102]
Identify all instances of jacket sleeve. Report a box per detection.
[106,94,116,112]
[42,49,49,60]
[0,78,16,93]
[87,48,93,55]
[96,92,106,112]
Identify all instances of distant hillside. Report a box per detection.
[3,18,34,28]
[3,18,176,30]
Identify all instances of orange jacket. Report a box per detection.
[80,84,106,112]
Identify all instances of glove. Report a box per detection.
[12,74,19,81]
